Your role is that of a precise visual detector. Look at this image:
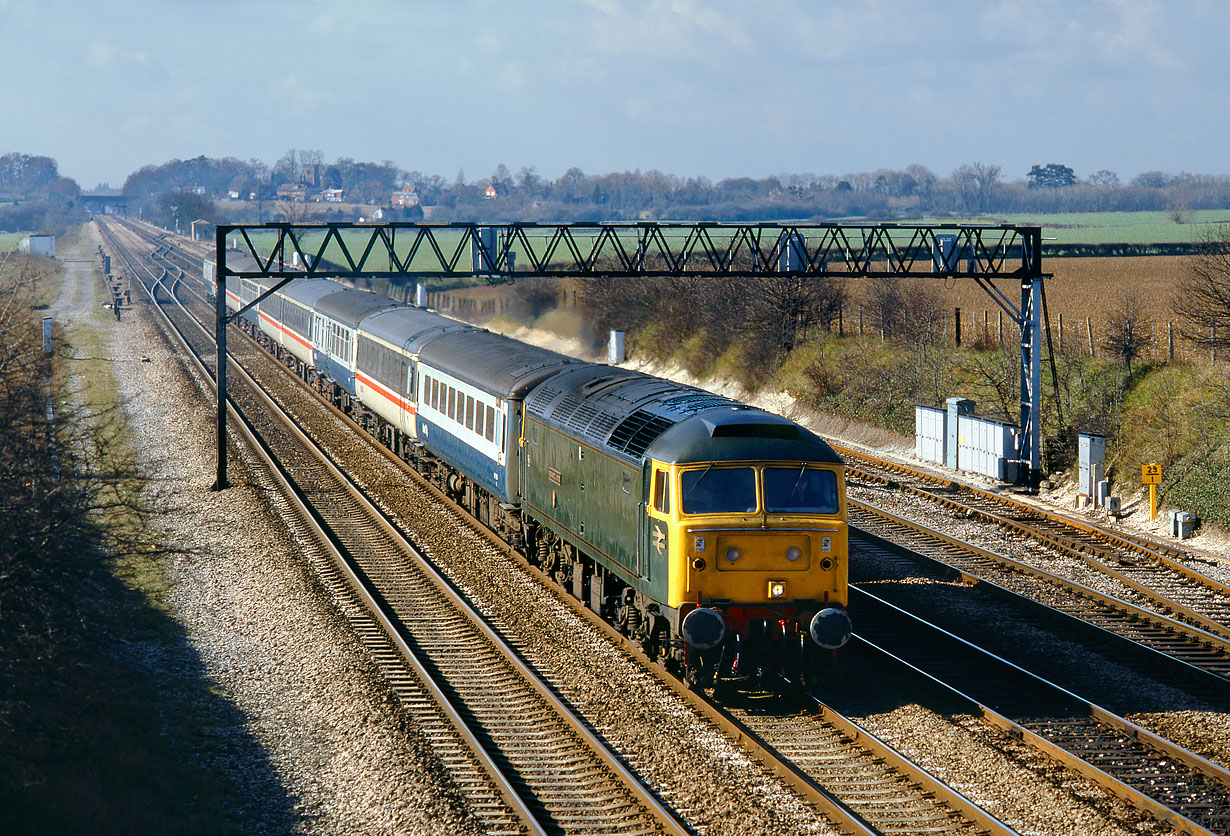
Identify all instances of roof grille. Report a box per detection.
[526,384,562,414]
[661,394,734,416]
[609,410,676,458]
[565,401,604,435]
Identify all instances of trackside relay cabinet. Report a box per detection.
[1079,433,1106,501]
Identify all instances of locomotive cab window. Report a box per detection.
[652,470,670,514]
[681,466,757,515]
[764,466,839,514]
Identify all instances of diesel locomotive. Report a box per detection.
[209,262,851,687]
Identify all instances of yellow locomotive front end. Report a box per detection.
[644,455,851,683]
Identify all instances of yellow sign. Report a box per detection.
[1142,463,1162,485]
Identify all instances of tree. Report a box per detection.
[1027,163,1077,189]
[1174,224,1230,355]
[1087,169,1119,187]
[1132,170,1173,189]
[1101,289,1151,373]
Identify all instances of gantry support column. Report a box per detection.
[1017,228,1044,491]
[211,226,230,491]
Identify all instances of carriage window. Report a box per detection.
[447,387,456,420]
[681,466,757,514]
[465,396,475,431]
[485,406,495,441]
[764,466,839,514]
[474,402,485,438]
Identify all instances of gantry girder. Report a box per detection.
[214,221,1043,281]
[212,222,1049,491]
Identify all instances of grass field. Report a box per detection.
[0,231,26,251]
[913,210,1230,244]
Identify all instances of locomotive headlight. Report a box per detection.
[786,546,802,562]
[725,547,741,563]
[767,580,787,598]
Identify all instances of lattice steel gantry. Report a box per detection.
[211,221,1049,490]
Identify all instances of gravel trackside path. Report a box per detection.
[107,239,485,835]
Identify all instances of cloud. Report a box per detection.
[498,61,526,92]
[123,115,152,134]
[1091,0,1181,71]
[86,41,150,70]
[580,0,751,61]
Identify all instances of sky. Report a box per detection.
[1,0,1227,190]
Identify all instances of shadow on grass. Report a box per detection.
[0,524,302,835]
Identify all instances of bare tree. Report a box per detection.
[864,277,945,347]
[274,199,313,224]
[1174,224,1230,355]
[1101,289,1151,373]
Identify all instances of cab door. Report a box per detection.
[643,463,671,595]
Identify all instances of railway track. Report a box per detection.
[100,218,689,836]
[102,217,1230,836]
[103,217,1039,835]
[843,446,1230,645]
[849,498,1230,694]
[847,583,1230,836]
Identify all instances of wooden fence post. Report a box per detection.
[1058,313,1063,353]
[1169,321,1174,361]
[998,310,1003,348]
[1087,317,1095,357]
[954,307,962,347]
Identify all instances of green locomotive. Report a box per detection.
[520,365,850,688]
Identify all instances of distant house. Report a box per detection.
[392,185,419,206]
[276,183,308,202]
[227,190,240,200]
[484,183,498,199]
[321,188,344,203]
[185,185,206,195]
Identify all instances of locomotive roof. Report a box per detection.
[417,329,584,398]
[313,286,401,328]
[645,408,843,466]
[359,306,476,354]
[524,364,842,466]
[280,278,348,309]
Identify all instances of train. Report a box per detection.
[206,258,852,689]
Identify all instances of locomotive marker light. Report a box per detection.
[1143,462,1163,520]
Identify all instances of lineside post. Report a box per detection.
[211,226,230,490]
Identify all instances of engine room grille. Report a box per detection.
[608,410,676,458]
[661,393,735,416]
[526,384,562,415]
